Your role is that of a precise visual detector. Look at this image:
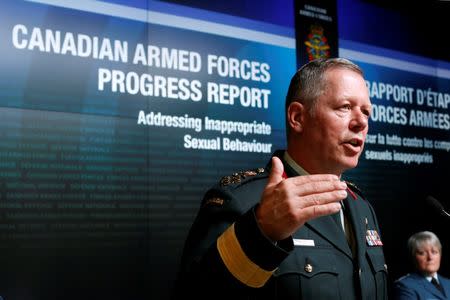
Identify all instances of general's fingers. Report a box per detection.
[279,175,347,199]
[266,157,284,190]
[289,174,340,185]
[296,188,347,208]
[299,201,343,222]
[291,179,347,198]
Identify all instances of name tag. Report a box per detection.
[293,238,315,247]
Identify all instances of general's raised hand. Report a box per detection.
[256,156,347,241]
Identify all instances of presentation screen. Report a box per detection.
[339,40,450,279]
[0,0,296,299]
[1,1,449,299]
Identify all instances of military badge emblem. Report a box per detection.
[304,24,330,61]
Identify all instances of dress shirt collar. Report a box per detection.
[425,273,439,283]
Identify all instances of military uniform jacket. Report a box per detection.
[394,272,450,300]
[173,151,388,300]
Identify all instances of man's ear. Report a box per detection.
[287,102,305,133]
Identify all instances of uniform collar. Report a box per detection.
[283,151,309,176]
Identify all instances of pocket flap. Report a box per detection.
[366,249,388,274]
[275,250,338,278]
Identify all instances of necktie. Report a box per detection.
[432,277,445,295]
[332,210,343,229]
[333,200,356,256]
[342,201,357,256]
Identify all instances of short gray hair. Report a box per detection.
[407,231,442,260]
[284,58,364,135]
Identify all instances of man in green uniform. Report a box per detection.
[174,58,388,299]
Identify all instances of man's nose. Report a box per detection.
[349,110,368,131]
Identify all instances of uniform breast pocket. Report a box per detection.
[273,248,340,299]
[366,248,388,299]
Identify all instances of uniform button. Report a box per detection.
[358,268,362,277]
[384,264,388,271]
[304,263,313,273]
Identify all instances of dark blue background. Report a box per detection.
[0,1,448,300]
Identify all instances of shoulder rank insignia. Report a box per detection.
[220,168,265,186]
[345,181,365,200]
[204,197,224,207]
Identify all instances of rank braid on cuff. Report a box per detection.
[217,223,275,288]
